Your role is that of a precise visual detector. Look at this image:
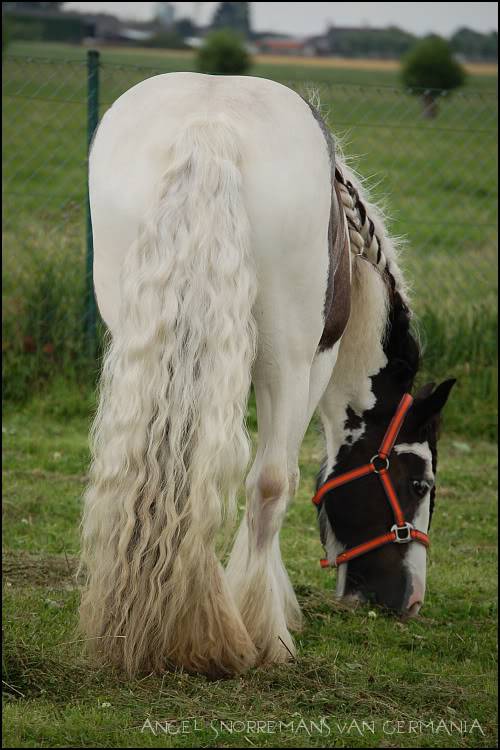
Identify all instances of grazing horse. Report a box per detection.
[80,73,455,678]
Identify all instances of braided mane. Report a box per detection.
[334,164,404,302]
[305,90,407,301]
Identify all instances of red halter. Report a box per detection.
[312,393,430,567]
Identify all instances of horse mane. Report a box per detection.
[306,91,421,412]
[337,161,422,395]
[306,89,408,299]
[333,158,409,305]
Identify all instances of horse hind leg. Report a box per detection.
[225,366,307,663]
[225,315,346,664]
[226,324,339,662]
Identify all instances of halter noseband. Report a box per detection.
[312,393,430,567]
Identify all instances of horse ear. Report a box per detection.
[414,379,456,426]
[415,381,436,400]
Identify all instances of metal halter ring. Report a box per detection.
[370,454,390,474]
[391,522,414,543]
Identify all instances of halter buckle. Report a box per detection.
[391,522,414,543]
[371,454,389,474]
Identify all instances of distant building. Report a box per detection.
[256,37,315,56]
[118,26,155,44]
[82,14,122,41]
[113,19,158,44]
[3,3,159,44]
[254,26,417,59]
[305,34,332,56]
[324,24,416,59]
[184,36,204,49]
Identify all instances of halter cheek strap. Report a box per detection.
[312,393,430,567]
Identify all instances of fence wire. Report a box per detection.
[2,53,498,401]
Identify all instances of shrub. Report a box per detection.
[402,35,466,92]
[402,36,466,117]
[2,236,101,403]
[197,29,250,75]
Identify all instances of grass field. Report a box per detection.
[2,388,498,748]
[2,42,498,749]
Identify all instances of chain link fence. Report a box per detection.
[2,52,498,427]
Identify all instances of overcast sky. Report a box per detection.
[65,2,498,37]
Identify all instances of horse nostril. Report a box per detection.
[340,592,364,609]
[403,601,422,619]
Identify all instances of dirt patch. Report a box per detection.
[3,550,79,589]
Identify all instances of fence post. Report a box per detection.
[85,49,100,357]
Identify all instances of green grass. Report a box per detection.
[2,387,498,747]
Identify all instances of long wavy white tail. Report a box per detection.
[80,116,258,676]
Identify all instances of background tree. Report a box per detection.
[197,28,250,75]
[451,27,498,62]
[402,35,466,117]
[210,1,251,37]
[175,17,197,39]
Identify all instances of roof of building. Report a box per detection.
[257,38,308,49]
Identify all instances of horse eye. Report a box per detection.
[411,479,431,497]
